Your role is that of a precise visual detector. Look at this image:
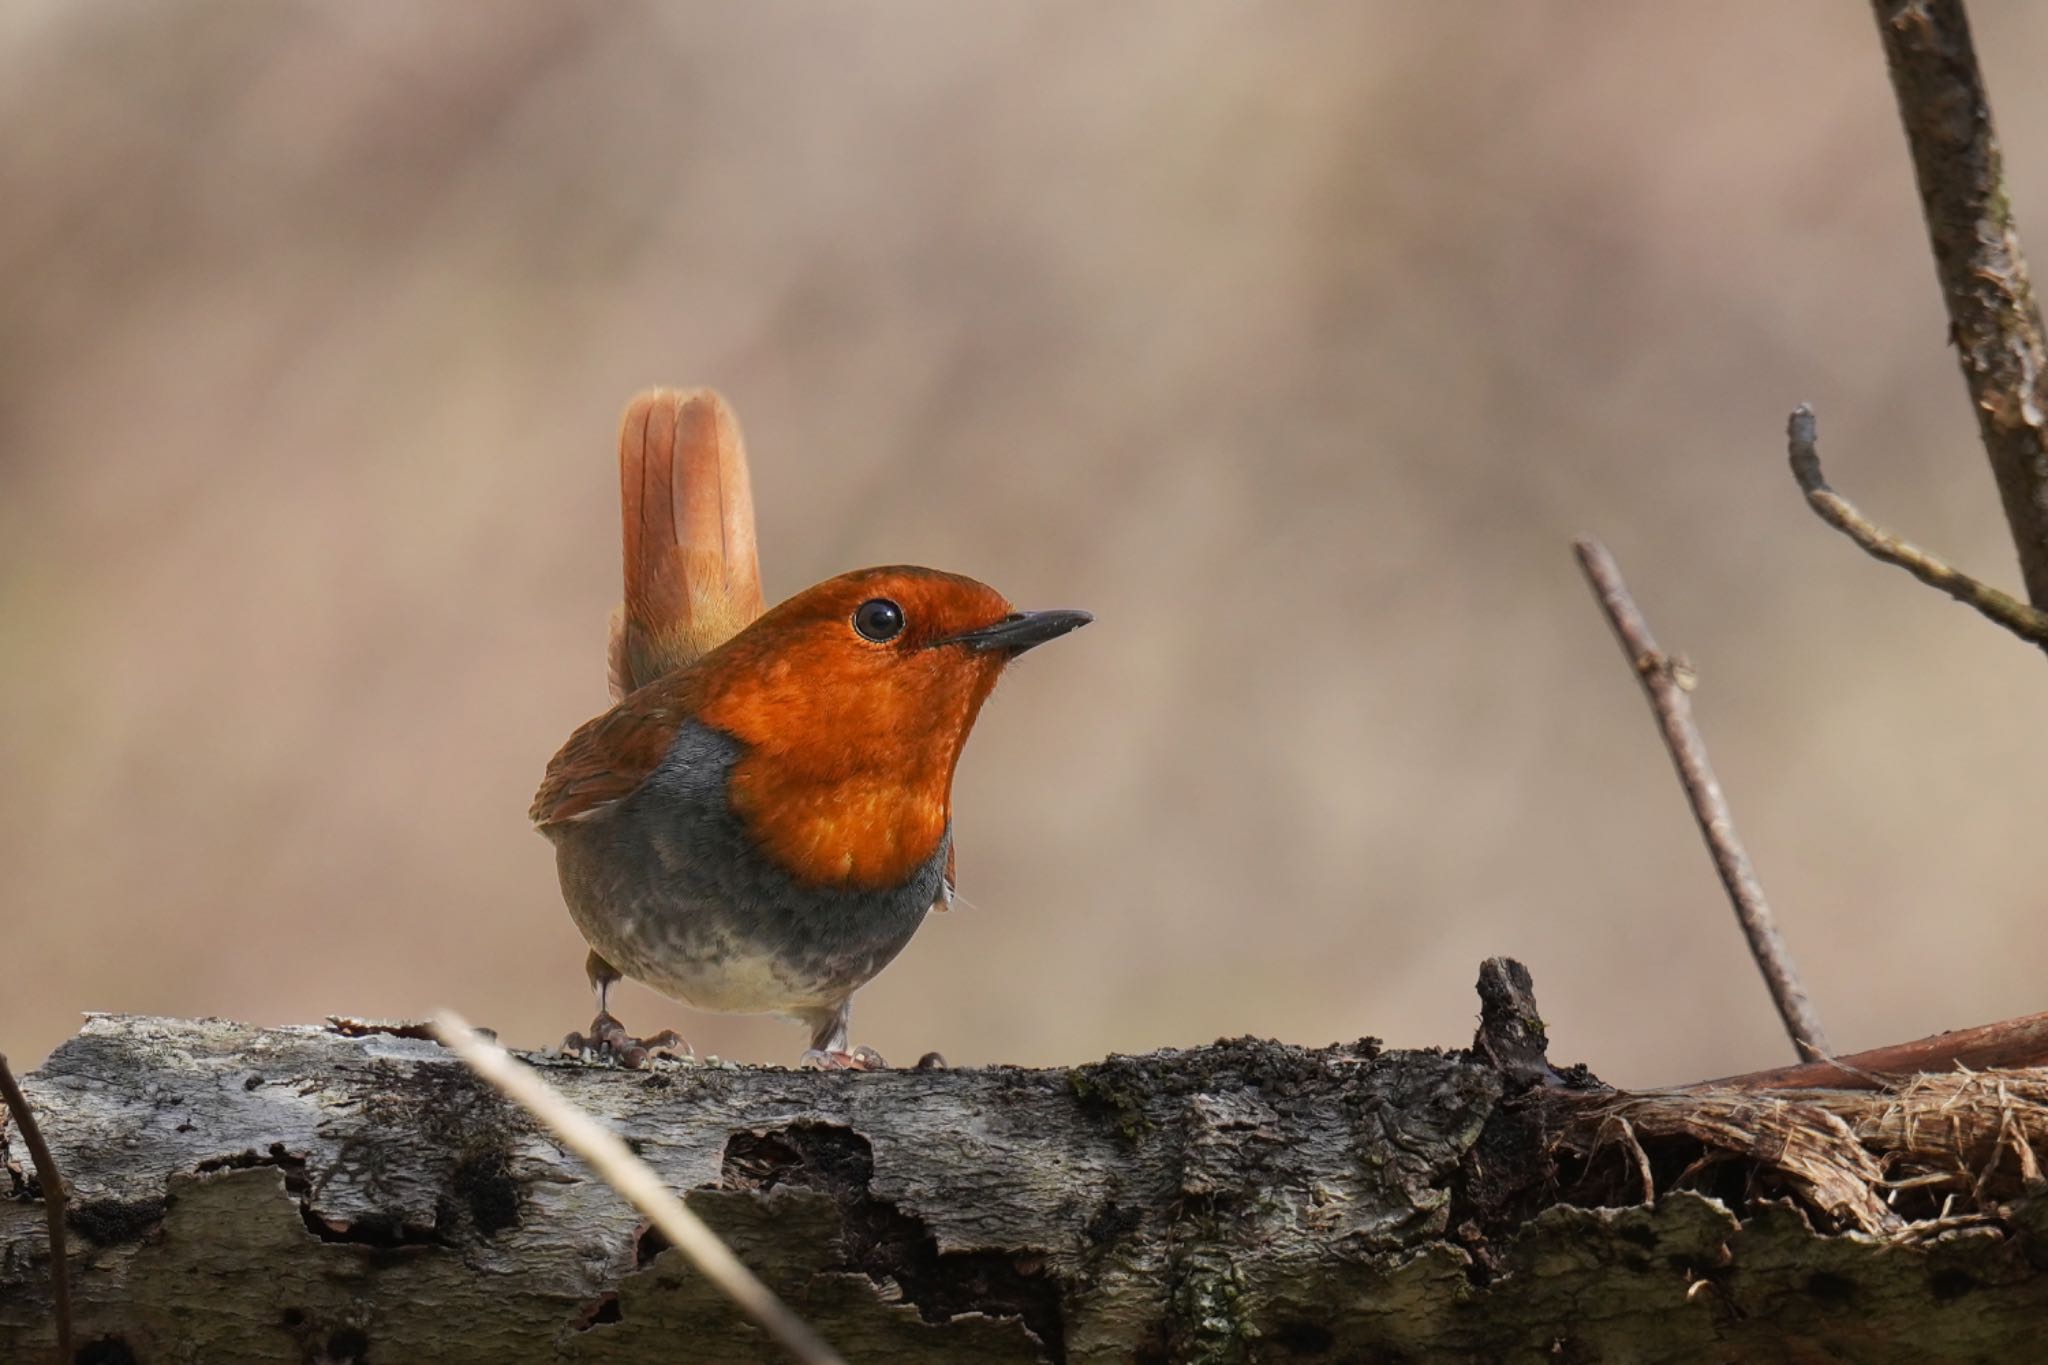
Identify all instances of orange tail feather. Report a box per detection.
[607,388,765,698]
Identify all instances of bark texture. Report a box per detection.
[4,995,2048,1364]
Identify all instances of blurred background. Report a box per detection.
[5,2,2046,1084]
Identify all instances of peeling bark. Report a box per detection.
[5,973,2048,1363]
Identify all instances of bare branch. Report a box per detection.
[1788,405,2048,645]
[1706,1005,2048,1092]
[1573,538,1832,1061]
[1871,0,2048,607]
[429,1011,845,1365]
[0,1052,71,1364]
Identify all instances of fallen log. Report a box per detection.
[4,961,2046,1363]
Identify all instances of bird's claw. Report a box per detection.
[563,1012,689,1068]
[799,1045,887,1070]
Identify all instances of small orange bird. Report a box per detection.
[531,390,1090,1067]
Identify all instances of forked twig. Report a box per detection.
[0,1052,72,1363]
[1573,539,1832,1061]
[1787,405,2048,647]
[429,1012,844,1365]
[1870,0,2048,610]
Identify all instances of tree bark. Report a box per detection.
[5,968,2048,1364]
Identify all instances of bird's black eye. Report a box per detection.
[853,597,906,642]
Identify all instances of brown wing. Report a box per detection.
[606,389,765,699]
[530,684,690,827]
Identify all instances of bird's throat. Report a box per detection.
[724,759,953,891]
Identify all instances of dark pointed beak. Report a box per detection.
[941,608,1094,654]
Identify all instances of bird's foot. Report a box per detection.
[563,1011,689,1068]
[799,1045,887,1070]
[913,1051,949,1070]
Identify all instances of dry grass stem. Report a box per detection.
[429,1011,845,1365]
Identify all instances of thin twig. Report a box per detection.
[1787,405,2048,646]
[0,1052,72,1364]
[429,1011,844,1365]
[1870,0,2048,609]
[1573,539,1832,1062]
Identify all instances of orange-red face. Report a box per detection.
[694,566,1089,888]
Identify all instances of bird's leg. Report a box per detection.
[562,950,688,1067]
[797,1000,885,1070]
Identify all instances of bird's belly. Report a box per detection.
[588,908,842,1014]
[547,759,945,1017]
[565,878,914,1014]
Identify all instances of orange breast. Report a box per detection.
[722,759,952,889]
[696,652,991,890]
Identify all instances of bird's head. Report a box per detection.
[691,566,1091,886]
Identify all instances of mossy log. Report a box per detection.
[5,962,2047,1363]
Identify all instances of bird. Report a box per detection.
[531,389,1091,1068]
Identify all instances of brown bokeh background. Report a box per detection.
[5,4,2046,1083]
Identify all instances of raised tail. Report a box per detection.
[607,388,765,698]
